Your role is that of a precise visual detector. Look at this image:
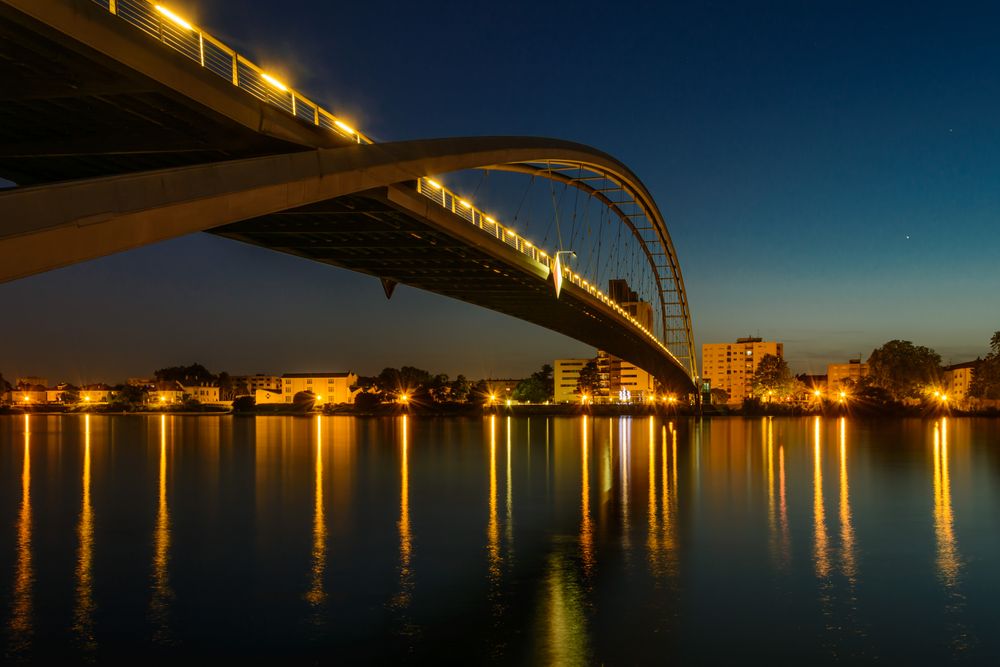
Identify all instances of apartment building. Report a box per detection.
[827,359,869,388]
[701,337,784,404]
[281,372,359,405]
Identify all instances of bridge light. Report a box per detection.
[485,216,496,224]
[261,73,288,92]
[505,229,516,236]
[524,241,532,248]
[426,179,442,190]
[459,199,472,208]
[155,5,193,31]
[334,119,356,135]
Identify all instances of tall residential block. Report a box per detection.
[827,359,869,388]
[701,337,783,404]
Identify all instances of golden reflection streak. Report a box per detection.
[487,416,500,579]
[580,416,594,574]
[10,414,33,650]
[506,416,513,553]
[541,551,589,665]
[813,417,830,579]
[306,416,327,607]
[933,419,959,586]
[150,414,172,640]
[838,418,856,582]
[394,415,414,607]
[766,418,776,562]
[778,445,789,562]
[74,415,96,649]
[620,419,630,551]
[647,418,658,570]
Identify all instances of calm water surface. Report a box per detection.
[1,414,998,663]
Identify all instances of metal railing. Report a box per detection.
[89,0,679,365]
[415,178,675,359]
[90,0,370,144]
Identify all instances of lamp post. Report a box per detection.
[552,250,576,298]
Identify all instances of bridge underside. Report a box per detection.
[213,185,693,390]
[0,0,344,186]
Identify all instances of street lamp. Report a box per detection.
[552,250,576,298]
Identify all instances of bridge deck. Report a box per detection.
[0,0,344,185]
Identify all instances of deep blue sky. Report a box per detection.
[2,0,998,384]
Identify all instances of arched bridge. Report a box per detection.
[0,0,698,390]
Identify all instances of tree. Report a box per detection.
[710,388,730,404]
[513,364,555,404]
[293,390,317,411]
[155,363,215,384]
[449,375,471,403]
[575,360,600,397]
[217,371,234,400]
[867,340,942,400]
[232,396,255,412]
[61,387,81,404]
[111,384,147,407]
[750,354,791,398]
[969,331,1000,400]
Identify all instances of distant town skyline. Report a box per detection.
[2,0,997,382]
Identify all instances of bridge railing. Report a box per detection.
[415,178,675,359]
[90,0,370,144]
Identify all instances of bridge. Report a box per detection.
[0,0,698,390]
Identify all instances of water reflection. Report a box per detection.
[505,416,513,557]
[933,419,959,586]
[778,444,789,562]
[838,418,856,583]
[619,418,631,553]
[539,550,589,665]
[73,415,96,651]
[9,415,33,652]
[394,416,414,608]
[580,416,593,575]
[150,415,172,642]
[813,417,831,579]
[487,415,500,580]
[306,416,327,608]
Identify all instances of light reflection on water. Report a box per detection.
[0,414,997,662]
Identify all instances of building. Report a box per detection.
[255,388,284,404]
[554,281,660,404]
[597,351,655,402]
[281,372,359,405]
[80,384,114,404]
[598,279,656,402]
[183,383,221,403]
[827,359,869,389]
[554,359,590,402]
[16,376,48,389]
[150,381,185,405]
[943,361,977,405]
[233,374,282,395]
[701,337,784,404]
[17,384,47,405]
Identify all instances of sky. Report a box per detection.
[2,0,999,384]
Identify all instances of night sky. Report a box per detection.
[2,0,998,384]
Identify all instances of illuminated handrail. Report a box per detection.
[415,178,677,360]
[90,0,370,144]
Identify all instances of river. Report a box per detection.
[0,414,997,662]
